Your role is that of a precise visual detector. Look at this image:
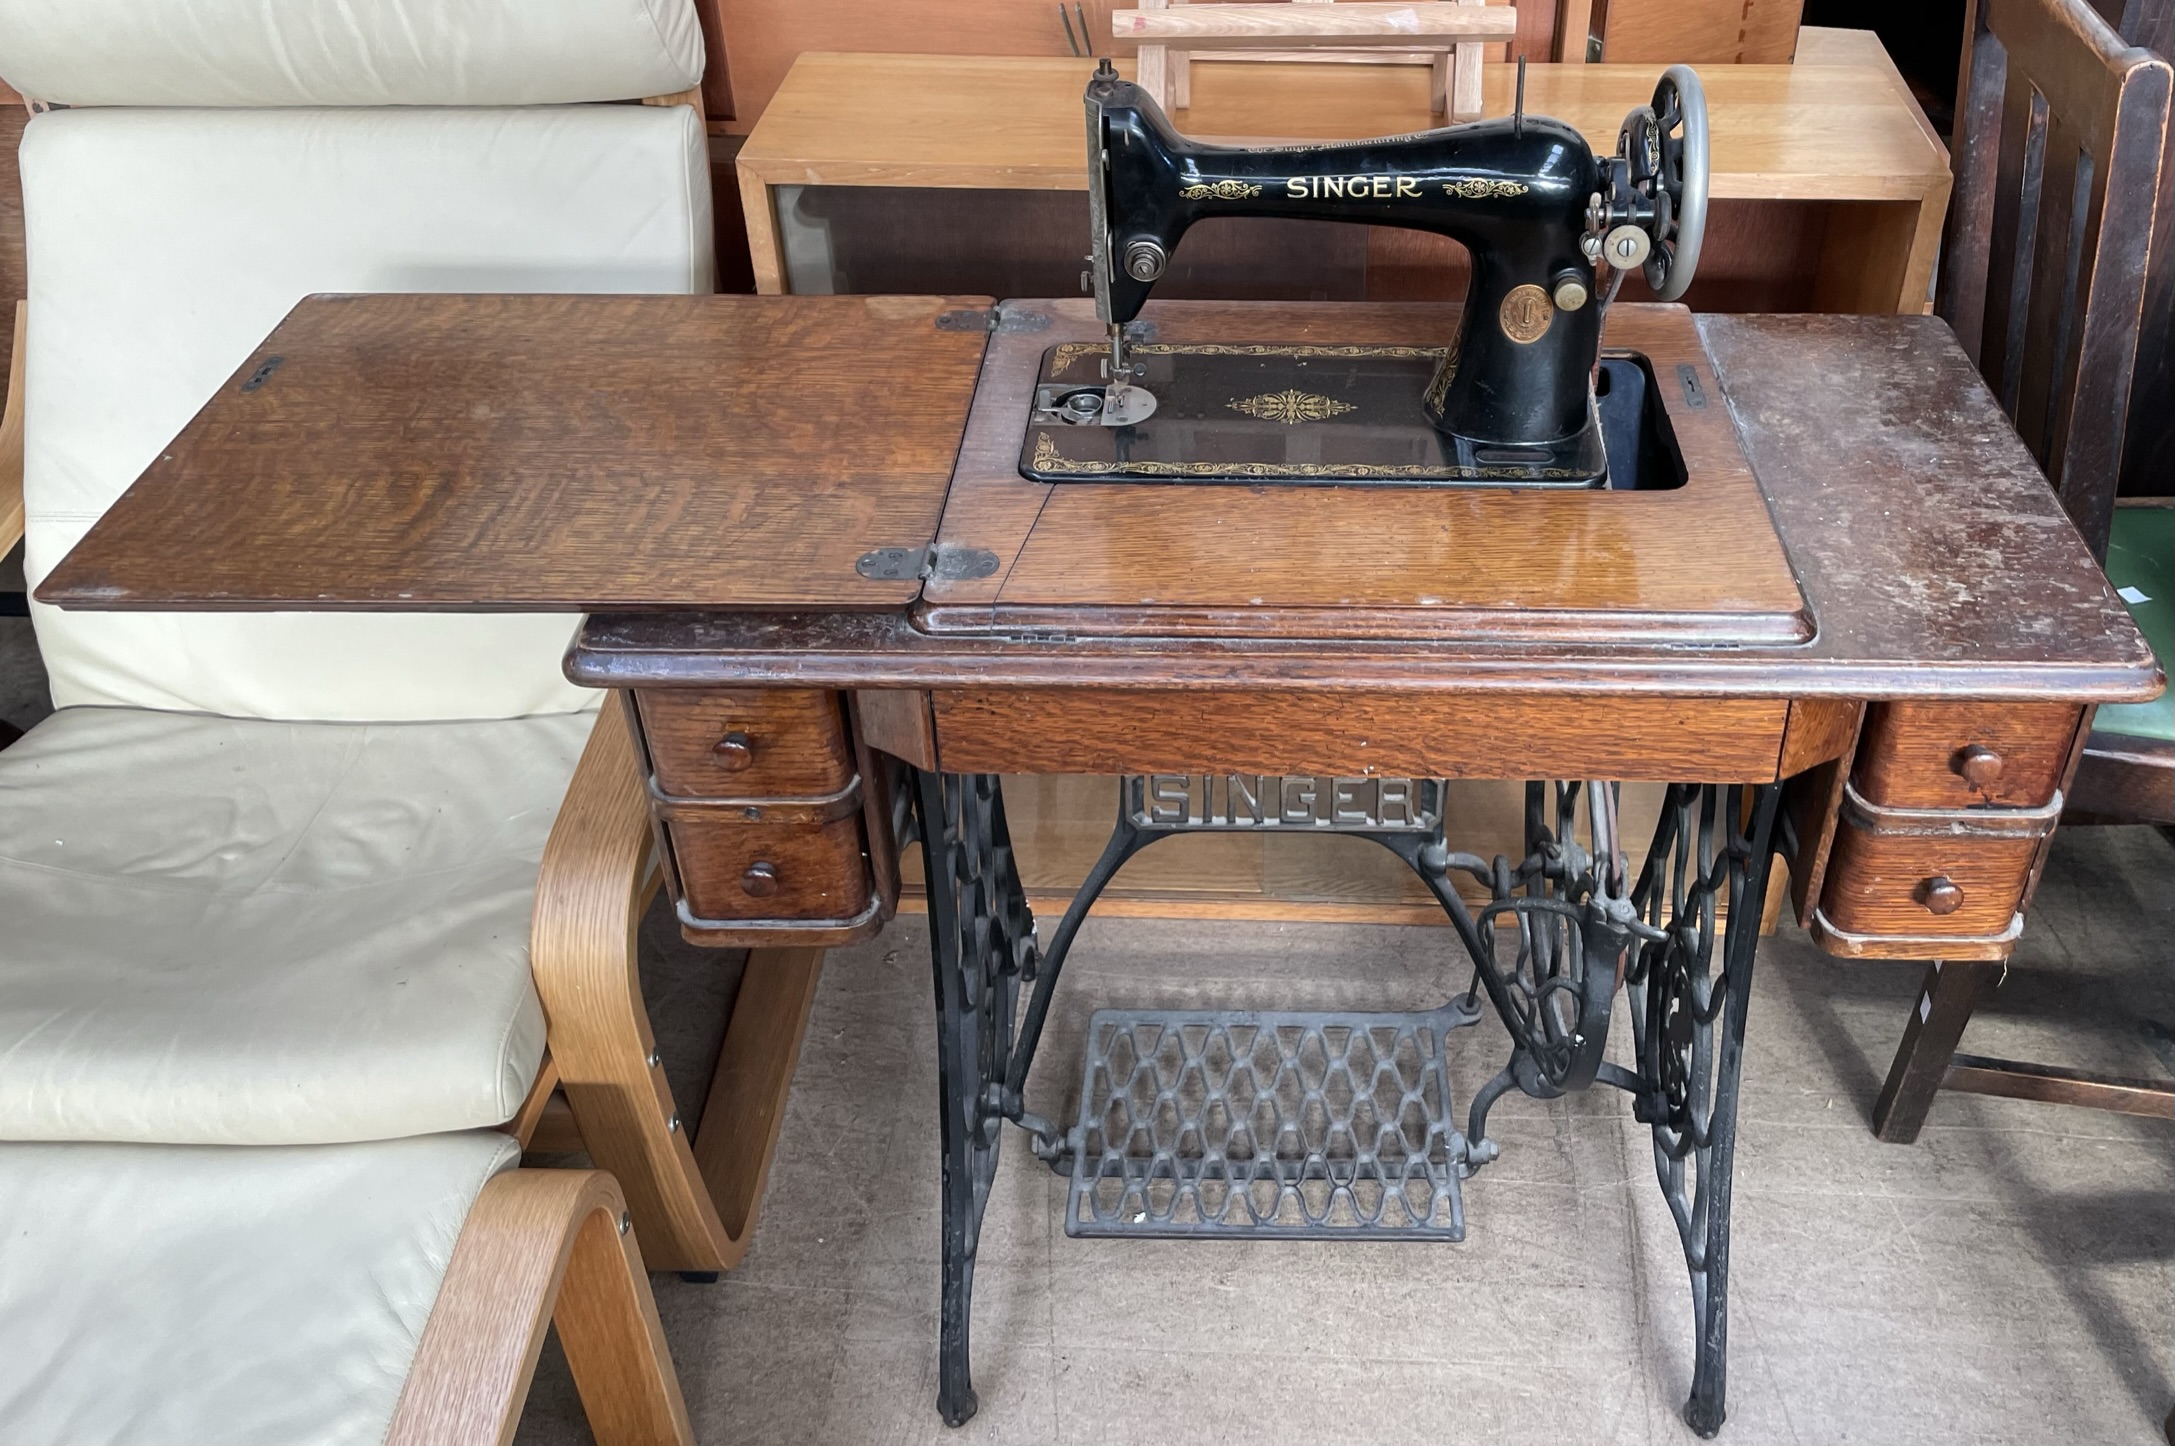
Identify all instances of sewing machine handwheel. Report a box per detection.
[1647,65,1708,302]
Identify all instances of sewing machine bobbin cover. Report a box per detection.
[1026,59,1708,488]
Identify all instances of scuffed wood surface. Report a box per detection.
[1696,312,2160,691]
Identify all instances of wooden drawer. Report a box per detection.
[668,813,872,924]
[1817,784,2060,938]
[1852,701,2083,809]
[635,688,854,798]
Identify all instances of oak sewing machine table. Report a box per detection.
[39,291,2160,1435]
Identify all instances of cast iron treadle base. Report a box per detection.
[1065,1001,1484,1240]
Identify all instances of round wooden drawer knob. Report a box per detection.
[741,862,780,898]
[1952,744,2004,789]
[713,731,754,770]
[1918,875,1965,916]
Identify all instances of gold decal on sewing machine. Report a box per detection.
[1443,178,1531,199]
[1178,179,1263,200]
[1499,284,1555,345]
[1283,175,1423,200]
[1423,332,1462,413]
[1228,390,1357,425]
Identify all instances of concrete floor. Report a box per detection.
[516,824,2173,1446]
[3,601,2167,1443]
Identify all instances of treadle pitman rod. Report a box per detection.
[906,769,1783,1437]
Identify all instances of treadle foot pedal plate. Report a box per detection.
[1066,1005,1475,1240]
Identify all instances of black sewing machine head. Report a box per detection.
[1021,59,1708,488]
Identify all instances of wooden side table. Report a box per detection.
[736,42,1951,313]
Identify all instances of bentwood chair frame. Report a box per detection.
[389,1168,693,1446]
[1873,0,2174,1141]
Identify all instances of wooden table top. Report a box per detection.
[37,295,2159,703]
[569,314,2158,703]
[36,293,991,613]
[738,51,1951,203]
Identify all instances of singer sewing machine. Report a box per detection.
[1027,58,1706,488]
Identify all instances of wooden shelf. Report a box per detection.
[737,47,1950,309]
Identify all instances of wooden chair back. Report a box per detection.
[1939,0,2172,557]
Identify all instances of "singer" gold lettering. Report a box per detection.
[1284,175,1423,200]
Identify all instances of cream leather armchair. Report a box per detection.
[0,0,786,1399]
[2,1140,692,1445]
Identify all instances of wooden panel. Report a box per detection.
[1779,697,1862,927]
[931,689,1789,780]
[1778,697,1862,777]
[1597,0,1803,64]
[1853,700,2084,808]
[637,688,853,797]
[1785,753,1853,927]
[35,293,989,611]
[924,301,1810,646]
[0,107,23,409]
[853,689,939,769]
[736,53,1952,203]
[1812,199,1944,314]
[670,813,870,922]
[693,0,738,121]
[1,306,21,554]
[1113,2,1518,44]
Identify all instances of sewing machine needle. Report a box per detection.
[1106,322,1128,408]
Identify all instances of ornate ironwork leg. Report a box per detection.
[1378,780,1642,1166]
[910,770,1037,1428]
[902,769,1779,1435]
[1622,782,1784,1439]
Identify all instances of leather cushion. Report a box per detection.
[0,705,590,1144]
[0,0,702,108]
[0,1132,519,1446]
[2097,504,2172,742]
[19,103,711,720]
